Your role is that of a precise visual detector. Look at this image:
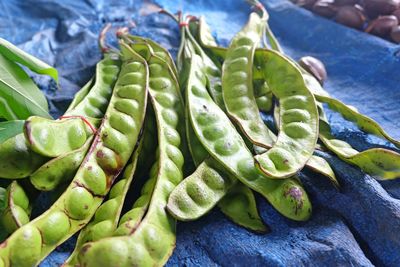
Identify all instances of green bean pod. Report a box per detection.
[185,105,267,230]
[0,133,47,179]
[183,25,225,110]
[188,17,225,66]
[254,49,319,179]
[316,95,400,148]
[0,56,120,179]
[135,108,158,176]
[222,13,275,150]
[273,104,338,187]
[122,35,178,80]
[171,26,268,228]
[64,140,143,266]
[306,155,339,187]
[320,121,400,180]
[218,182,268,233]
[190,16,273,112]
[30,138,93,191]
[65,78,94,113]
[127,37,191,169]
[187,54,311,221]
[113,160,158,237]
[0,43,148,267]
[77,40,185,267]
[0,182,31,237]
[65,55,121,118]
[167,158,237,221]
[24,116,97,158]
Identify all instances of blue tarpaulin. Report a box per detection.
[1,0,400,266]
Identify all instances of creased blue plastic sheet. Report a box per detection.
[0,0,400,266]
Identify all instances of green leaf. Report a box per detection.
[0,120,24,143]
[0,53,51,120]
[0,38,58,82]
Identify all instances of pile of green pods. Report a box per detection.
[0,1,399,266]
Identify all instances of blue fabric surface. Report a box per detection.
[1,0,399,266]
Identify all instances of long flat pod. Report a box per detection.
[190,16,273,112]
[0,55,120,179]
[168,157,236,221]
[122,34,178,80]
[113,160,158,237]
[273,104,338,187]
[64,140,142,266]
[187,54,311,221]
[319,121,400,179]
[0,43,148,267]
[254,49,319,179]
[222,12,276,149]
[183,25,225,110]
[172,23,267,229]
[218,182,269,233]
[316,95,400,149]
[30,137,93,191]
[77,41,185,266]
[65,78,94,113]
[24,116,96,158]
[65,54,120,118]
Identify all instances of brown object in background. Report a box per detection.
[296,0,318,9]
[335,5,366,29]
[391,25,400,42]
[313,0,338,18]
[393,9,400,21]
[363,0,400,18]
[334,0,359,6]
[366,15,399,37]
[298,56,327,85]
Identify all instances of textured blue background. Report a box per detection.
[1,0,400,266]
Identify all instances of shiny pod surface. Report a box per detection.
[0,182,31,237]
[218,182,269,233]
[65,55,121,118]
[64,141,142,266]
[319,121,400,180]
[254,49,319,179]
[0,44,148,267]
[30,138,93,191]
[222,13,276,149]
[187,54,311,221]
[24,116,93,158]
[0,133,47,179]
[77,42,185,267]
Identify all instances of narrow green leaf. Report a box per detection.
[0,120,24,143]
[0,53,51,120]
[0,38,58,82]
